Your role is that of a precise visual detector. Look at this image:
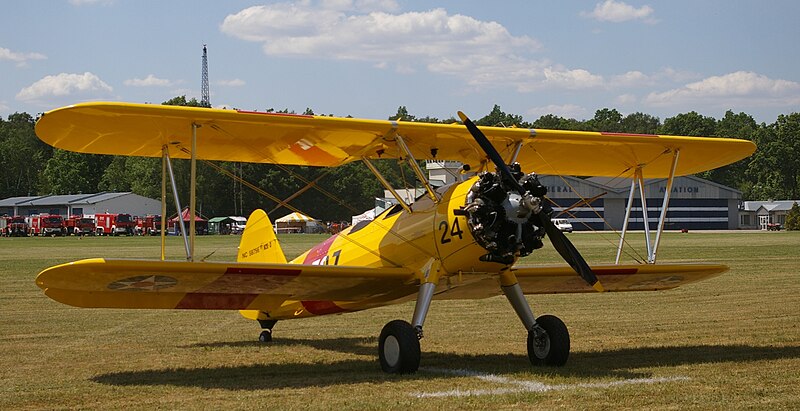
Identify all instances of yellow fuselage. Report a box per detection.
[261,176,505,319]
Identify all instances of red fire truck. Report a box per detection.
[135,214,162,236]
[95,213,136,236]
[65,215,96,236]
[28,214,66,236]
[5,216,29,237]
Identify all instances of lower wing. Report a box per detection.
[433,263,727,299]
[36,258,416,310]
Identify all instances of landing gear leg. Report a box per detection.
[501,273,570,367]
[258,319,277,343]
[378,282,435,374]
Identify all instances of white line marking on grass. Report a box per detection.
[412,367,689,398]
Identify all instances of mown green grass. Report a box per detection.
[1,231,798,410]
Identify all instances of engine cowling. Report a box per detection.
[462,164,550,265]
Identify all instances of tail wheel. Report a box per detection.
[379,320,420,374]
[528,314,570,366]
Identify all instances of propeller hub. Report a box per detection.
[463,169,549,264]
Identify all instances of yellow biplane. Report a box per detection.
[35,102,755,373]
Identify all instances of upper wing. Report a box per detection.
[35,102,755,178]
[433,263,728,300]
[37,258,416,310]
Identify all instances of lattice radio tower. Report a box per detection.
[201,44,210,107]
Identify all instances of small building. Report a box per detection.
[0,192,162,218]
[739,200,800,230]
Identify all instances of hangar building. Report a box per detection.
[0,192,162,217]
[426,161,742,231]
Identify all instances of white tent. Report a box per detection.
[275,212,320,233]
[276,212,317,223]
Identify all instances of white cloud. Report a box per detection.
[123,74,175,87]
[16,72,112,103]
[215,78,246,87]
[614,93,638,105]
[320,0,399,12]
[221,2,634,93]
[582,0,656,24]
[68,0,114,6]
[543,68,604,89]
[528,104,589,120]
[0,46,47,67]
[644,71,800,108]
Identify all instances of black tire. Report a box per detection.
[528,314,570,366]
[258,330,272,343]
[379,320,420,374]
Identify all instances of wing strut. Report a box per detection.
[160,147,167,260]
[615,149,680,264]
[361,157,413,213]
[163,145,191,261]
[395,134,439,203]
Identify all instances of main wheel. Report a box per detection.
[528,314,570,366]
[378,320,420,374]
[258,330,272,343]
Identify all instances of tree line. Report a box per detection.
[1,96,798,221]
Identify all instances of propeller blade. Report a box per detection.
[537,213,604,292]
[457,111,525,196]
[458,111,603,292]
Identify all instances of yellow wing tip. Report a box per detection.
[593,281,605,293]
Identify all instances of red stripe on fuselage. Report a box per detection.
[301,300,346,315]
[302,235,338,265]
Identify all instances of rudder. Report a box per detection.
[237,209,287,264]
[238,209,287,322]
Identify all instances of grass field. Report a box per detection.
[2,231,798,410]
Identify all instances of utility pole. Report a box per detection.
[201,44,210,107]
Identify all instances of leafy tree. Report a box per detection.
[785,202,800,230]
[746,113,800,199]
[531,114,583,130]
[389,106,415,121]
[0,112,52,198]
[477,105,528,128]
[586,108,623,132]
[660,111,716,136]
[162,95,203,107]
[40,149,92,194]
[620,112,660,134]
[98,156,131,192]
[706,111,758,189]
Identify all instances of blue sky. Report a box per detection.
[2,0,799,124]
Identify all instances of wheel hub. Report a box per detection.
[383,335,400,367]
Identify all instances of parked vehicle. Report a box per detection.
[136,214,162,236]
[551,218,573,233]
[65,215,96,236]
[28,214,66,236]
[6,216,29,236]
[96,213,136,236]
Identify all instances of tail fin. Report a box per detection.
[239,209,287,322]
[237,209,286,264]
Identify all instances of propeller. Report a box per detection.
[458,111,604,292]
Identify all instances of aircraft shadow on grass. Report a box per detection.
[91,338,800,390]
